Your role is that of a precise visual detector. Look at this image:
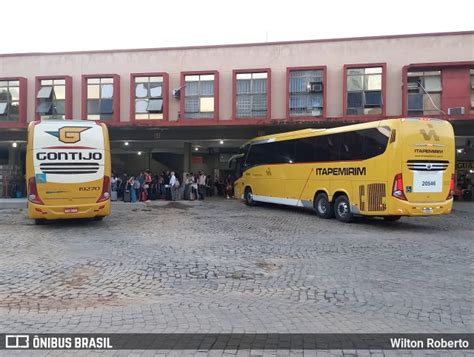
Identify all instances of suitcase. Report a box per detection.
[123,191,131,202]
[111,191,118,201]
[165,187,172,201]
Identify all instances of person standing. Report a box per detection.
[144,169,152,201]
[198,171,206,200]
[169,171,179,201]
[128,176,138,203]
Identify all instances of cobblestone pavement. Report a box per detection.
[0,199,472,356]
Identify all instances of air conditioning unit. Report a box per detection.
[407,82,419,90]
[307,82,323,93]
[448,107,465,115]
[172,88,181,98]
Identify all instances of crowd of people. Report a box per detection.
[111,170,234,203]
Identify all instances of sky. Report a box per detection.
[1,0,473,54]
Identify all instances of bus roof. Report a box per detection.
[242,118,442,146]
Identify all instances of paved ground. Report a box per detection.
[0,199,472,356]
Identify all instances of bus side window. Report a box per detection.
[295,137,316,163]
[340,131,364,161]
[326,134,344,161]
[361,129,389,159]
[313,136,330,162]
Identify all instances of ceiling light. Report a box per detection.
[137,151,142,155]
[219,140,224,145]
[194,147,199,151]
[12,142,17,148]
[124,141,129,146]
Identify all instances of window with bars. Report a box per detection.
[86,77,114,120]
[36,79,66,119]
[0,80,20,122]
[471,69,474,114]
[346,67,383,115]
[407,70,442,115]
[134,76,164,120]
[236,72,268,118]
[289,69,324,117]
[184,74,215,119]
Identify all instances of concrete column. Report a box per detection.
[183,142,192,173]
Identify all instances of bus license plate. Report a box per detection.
[64,208,78,213]
[423,207,433,214]
[413,171,443,193]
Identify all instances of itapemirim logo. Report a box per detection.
[46,126,91,144]
[419,124,440,141]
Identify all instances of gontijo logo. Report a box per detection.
[46,126,91,144]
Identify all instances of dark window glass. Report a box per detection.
[147,99,163,113]
[365,91,382,106]
[293,128,388,163]
[87,100,101,114]
[53,101,65,115]
[0,88,9,101]
[100,99,114,114]
[36,101,53,114]
[347,92,363,107]
[245,143,273,167]
[245,129,389,168]
[359,128,389,158]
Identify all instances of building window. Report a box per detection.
[236,72,268,118]
[346,67,383,115]
[289,69,324,117]
[36,79,66,119]
[134,76,164,120]
[407,71,442,115]
[86,77,115,120]
[471,69,474,114]
[184,74,215,119]
[0,80,20,122]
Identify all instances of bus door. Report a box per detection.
[399,119,454,204]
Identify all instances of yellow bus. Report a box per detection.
[231,118,455,222]
[26,119,111,224]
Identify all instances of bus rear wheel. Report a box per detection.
[314,193,333,219]
[334,195,353,223]
[244,187,255,206]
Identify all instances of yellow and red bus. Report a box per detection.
[26,119,111,224]
[231,118,455,222]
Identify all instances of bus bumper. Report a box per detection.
[388,199,453,216]
[27,201,111,220]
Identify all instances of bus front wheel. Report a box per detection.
[314,193,333,219]
[244,187,255,206]
[334,195,353,223]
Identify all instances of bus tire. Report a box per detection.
[314,193,333,219]
[244,187,255,206]
[383,216,401,222]
[35,219,45,225]
[334,195,353,223]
